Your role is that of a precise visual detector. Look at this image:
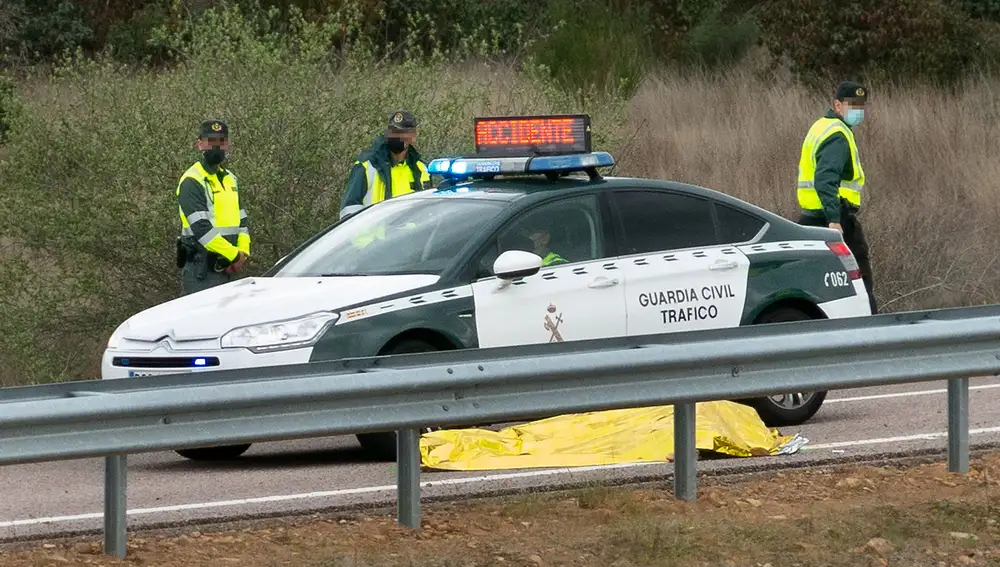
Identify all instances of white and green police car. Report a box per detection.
[102,114,872,461]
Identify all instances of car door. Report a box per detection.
[608,188,755,337]
[470,192,627,348]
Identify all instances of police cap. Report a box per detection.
[200,119,229,138]
[835,81,868,102]
[386,109,417,132]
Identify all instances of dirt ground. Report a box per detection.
[4,452,1000,567]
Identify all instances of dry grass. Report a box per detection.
[617,62,1000,311]
[5,452,1000,566]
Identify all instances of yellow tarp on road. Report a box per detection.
[419,400,809,471]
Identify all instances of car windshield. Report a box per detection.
[272,196,508,277]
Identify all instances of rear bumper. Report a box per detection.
[817,278,872,319]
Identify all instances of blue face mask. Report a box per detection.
[844,107,865,126]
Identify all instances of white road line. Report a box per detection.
[0,462,663,528]
[803,425,1000,451]
[826,383,1000,404]
[7,425,1000,530]
[3,384,999,530]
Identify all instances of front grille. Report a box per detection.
[112,356,221,369]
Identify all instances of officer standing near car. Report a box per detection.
[175,119,250,295]
[795,80,877,314]
[339,110,433,220]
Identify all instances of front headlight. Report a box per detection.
[220,311,339,353]
[106,321,130,350]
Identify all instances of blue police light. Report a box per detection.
[193,357,207,367]
[527,151,615,172]
[427,159,452,175]
[427,151,614,180]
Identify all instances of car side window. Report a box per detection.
[611,189,719,255]
[715,203,766,243]
[475,194,606,278]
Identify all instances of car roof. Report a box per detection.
[397,173,789,224]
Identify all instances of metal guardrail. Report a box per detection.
[2,306,1000,558]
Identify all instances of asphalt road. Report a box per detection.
[3,375,1000,542]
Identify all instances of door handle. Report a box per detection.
[709,259,738,271]
[588,277,620,289]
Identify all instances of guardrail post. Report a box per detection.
[396,428,421,529]
[673,402,697,500]
[948,378,970,473]
[104,454,127,557]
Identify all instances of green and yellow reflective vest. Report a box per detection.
[542,252,567,266]
[356,158,431,206]
[796,116,865,213]
[176,160,249,261]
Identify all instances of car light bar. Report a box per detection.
[427,151,615,179]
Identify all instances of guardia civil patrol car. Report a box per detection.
[101,114,872,462]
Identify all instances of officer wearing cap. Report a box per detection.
[339,110,432,219]
[511,217,567,267]
[795,80,877,314]
[175,119,250,295]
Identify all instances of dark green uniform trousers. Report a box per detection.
[181,264,233,295]
[798,200,877,315]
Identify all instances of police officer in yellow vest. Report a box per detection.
[796,81,877,314]
[175,119,250,295]
[339,110,432,220]
[520,225,567,267]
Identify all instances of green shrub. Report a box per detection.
[11,0,93,62]
[756,0,981,87]
[0,74,15,143]
[369,0,541,60]
[103,1,174,65]
[677,4,760,69]
[957,0,1000,21]
[527,0,656,100]
[0,2,629,385]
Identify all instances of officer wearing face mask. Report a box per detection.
[339,109,432,220]
[175,119,250,295]
[795,81,877,314]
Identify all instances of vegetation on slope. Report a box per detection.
[2,0,1000,383]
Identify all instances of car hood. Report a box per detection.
[118,274,440,342]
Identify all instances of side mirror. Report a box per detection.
[493,250,543,280]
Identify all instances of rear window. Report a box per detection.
[715,203,766,243]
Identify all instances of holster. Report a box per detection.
[177,236,216,280]
[175,237,186,269]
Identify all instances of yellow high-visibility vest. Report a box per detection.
[796,117,865,210]
[176,161,249,260]
[358,158,430,205]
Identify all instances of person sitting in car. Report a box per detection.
[501,217,567,267]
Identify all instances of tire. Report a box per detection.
[355,338,443,461]
[744,306,828,426]
[174,443,252,461]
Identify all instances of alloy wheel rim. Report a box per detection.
[767,392,815,409]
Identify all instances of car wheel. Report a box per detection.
[174,444,252,461]
[355,338,444,461]
[744,306,827,426]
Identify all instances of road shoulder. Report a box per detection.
[3,451,1000,566]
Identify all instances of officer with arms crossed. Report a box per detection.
[796,81,877,314]
[339,110,432,220]
[175,119,250,295]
